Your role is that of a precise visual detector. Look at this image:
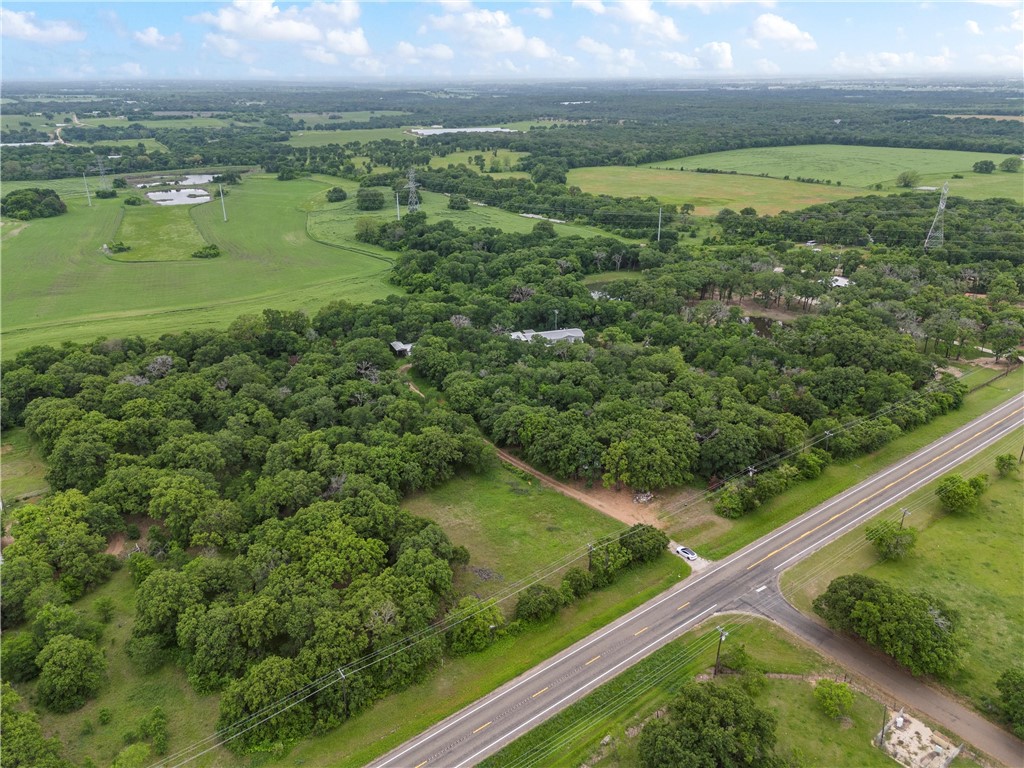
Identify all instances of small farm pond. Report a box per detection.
[146,188,211,205]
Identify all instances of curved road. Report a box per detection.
[370,392,1024,768]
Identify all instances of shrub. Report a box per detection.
[99,707,114,725]
[1,188,67,219]
[356,188,386,211]
[1,632,41,682]
[95,597,115,623]
[448,193,470,210]
[561,566,594,601]
[326,186,348,202]
[95,189,118,199]
[191,244,221,259]
[515,584,562,622]
[35,634,107,713]
[814,679,854,719]
[124,196,144,206]
[109,241,131,253]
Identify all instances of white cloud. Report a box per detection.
[831,49,955,74]
[0,9,85,43]
[112,61,146,78]
[396,41,455,63]
[352,56,385,76]
[304,46,338,65]
[696,41,733,69]
[977,44,1024,69]
[572,0,607,14]
[196,1,320,42]
[748,13,816,51]
[668,0,776,12]
[310,0,361,25]
[965,19,982,35]
[755,57,781,74]
[660,51,700,68]
[577,35,613,57]
[203,33,254,62]
[521,6,554,20]
[325,27,371,56]
[428,8,562,59]
[133,26,182,50]
[995,9,1023,31]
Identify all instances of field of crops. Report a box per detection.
[644,145,1023,202]
[566,166,861,216]
[1,175,398,356]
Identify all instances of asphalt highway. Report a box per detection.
[370,391,1024,768]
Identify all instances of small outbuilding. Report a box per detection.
[390,341,414,357]
[509,328,585,344]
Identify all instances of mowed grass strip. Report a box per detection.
[112,203,208,261]
[782,432,1024,714]
[480,616,946,768]
[645,144,1024,203]
[1,175,397,357]
[566,166,861,216]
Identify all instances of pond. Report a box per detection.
[136,174,215,188]
[146,188,211,206]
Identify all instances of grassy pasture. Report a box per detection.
[287,127,414,146]
[481,616,964,768]
[0,427,49,503]
[74,137,169,153]
[77,116,237,130]
[112,203,209,262]
[782,432,1024,714]
[566,166,861,215]
[1,113,57,133]
[644,145,1024,203]
[404,465,628,601]
[288,110,410,122]
[309,184,629,240]
[1,175,397,356]
[428,148,528,173]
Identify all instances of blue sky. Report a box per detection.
[2,1,1021,81]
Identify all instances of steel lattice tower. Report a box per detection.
[924,182,949,250]
[406,168,420,213]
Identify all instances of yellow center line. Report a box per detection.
[532,686,549,698]
[634,626,649,637]
[473,721,492,735]
[745,406,1023,571]
[415,762,428,768]
[585,655,601,665]
[676,601,691,611]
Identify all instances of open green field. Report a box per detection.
[309,184,628,241]
[287,127,414,146]
[288,110,411,123]
[111,203,209,262]
[429,148,528,173]
[1,113,56,133]
[78,116,238,130]
[666,365,1023,560]
[0,427,49,503]
[645,145,1024,203]
[405,464,629,602]
[480,616,978,768]
[782,432,1024,713]
[1,175,398,356]
[566,166,862,216]
[74,137,169,153]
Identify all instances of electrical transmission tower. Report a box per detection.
[924,181,949,250]
[405,168,420,213]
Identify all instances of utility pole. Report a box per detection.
[877,704,888,748]
[656,206,662,242]
[219,184,227,222]
[713,626,728,676]
[396,192,401,221]
[899,507,911,530]
[83,173,92,207]
[553,309,559,331]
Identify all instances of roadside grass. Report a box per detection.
[112,202,208,261]
[1,175,397,357]
[481,616,951,768]
[404,464,631,603]
[644,145,1022,202]
[566,166,861,216]
[286,127,414,146]
[0,427,49,503]
[10,568,229,768]
[781,432,1024,714]
[278,555,685,768]
[671,368,1022,560]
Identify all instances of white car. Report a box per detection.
[675,545,698,561]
